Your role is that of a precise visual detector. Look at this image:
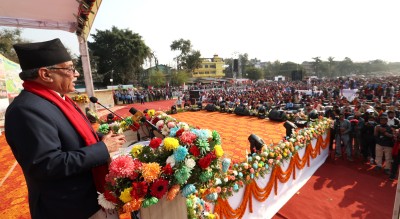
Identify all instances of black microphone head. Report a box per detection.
[129,107,138,115]
[89,96,98,103]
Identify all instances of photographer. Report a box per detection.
[374,113,395,174]
[335,112,353,161]
[361,115,377,164]
[348,111,365,158]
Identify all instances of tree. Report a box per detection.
[327,56,335,78]
[88,26,151,85]
[336,57,354,76]
[0,28,29,62]
[312,56,322,77]
[149,70,165,87]
[181,50,202,72]
[271,60,281,76]
[169,70,189,86]
[239,53,249,78]
[224,58,234,78]
[280,62,299,78]
[245,66,263,80]
[170,39,192,70]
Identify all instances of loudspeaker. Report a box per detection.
[190,90,200,99]
[268,109,287,121]
[233,59,239,72]
[205,104,217,112]
[234,105,250,116]
[291,70,303,81]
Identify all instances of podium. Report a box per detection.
[112,139,187,219]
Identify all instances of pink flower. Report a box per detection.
[167,122,176,128]
[109,155,142,179]
[180,131,197,145]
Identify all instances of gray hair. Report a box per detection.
[19,68,39,81]
[19,65,57,81]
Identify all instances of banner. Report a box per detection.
[0,54,22,131]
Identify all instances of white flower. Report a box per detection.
[178,122,190,130]
[98,193,116,210]
[185,158,196,169]
[155,120,164,128]
[224,177,229,182]
[161,126,170,136]
[166,155,176,167]
[255,155,261,161]
[232,170,238,176]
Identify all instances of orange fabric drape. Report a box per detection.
[214,131,330,219]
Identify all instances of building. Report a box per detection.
[192,54,225,78]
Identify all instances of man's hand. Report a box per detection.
[102,132,126,153]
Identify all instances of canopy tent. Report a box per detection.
[0,0,102,109]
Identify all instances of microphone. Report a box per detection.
[89,96,124,120]
[129,107,159,132]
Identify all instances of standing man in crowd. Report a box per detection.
[335,112,353,161]
[374,113,395,174]
[5,39,126,219]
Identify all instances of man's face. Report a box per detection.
[388,112,395,119]
[46,61,79,95]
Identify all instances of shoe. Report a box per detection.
[370,158,375,165]
[389,175,396,181]
[374,166,382,171]
[347,157,354,162]
[384,169,391,175]
[335,153,342,158]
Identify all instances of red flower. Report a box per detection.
[150,179,169,199]
[103,190,118,203]
[162,163,174,175]
[149,137,162,149]
[189,145,201,157]
[131,181,149,199]
[175,128,185,137]
[152,117,160,125]
[198,152,216,169]
[130,122,140,131]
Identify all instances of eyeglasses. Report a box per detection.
[47,66,76,74]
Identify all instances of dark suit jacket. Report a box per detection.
[5,90,110,219]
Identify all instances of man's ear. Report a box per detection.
[37,68,53,83]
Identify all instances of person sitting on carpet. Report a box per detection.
[4,38,126,219]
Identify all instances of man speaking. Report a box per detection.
[5,39,126,219]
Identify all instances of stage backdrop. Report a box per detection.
[0,54,22,133]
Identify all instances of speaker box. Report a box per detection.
[234,106,250,116]
[190,90,200,99]
[233,59,239,72]
[205,104,217,112]
[291,70,303,81]
[268,109,287,121]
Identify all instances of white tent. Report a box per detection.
[0,0,102,109]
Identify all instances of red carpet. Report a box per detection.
[275,156,396,219]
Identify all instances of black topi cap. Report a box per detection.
[13,38,71,70]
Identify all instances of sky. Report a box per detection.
[14,0,400,66]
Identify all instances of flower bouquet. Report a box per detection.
[98,111,223,218]
[71,93,89,103]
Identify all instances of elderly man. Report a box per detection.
[5,39,126,219]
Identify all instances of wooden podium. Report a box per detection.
[140,196,187,219]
